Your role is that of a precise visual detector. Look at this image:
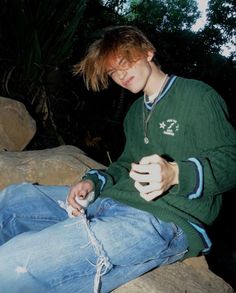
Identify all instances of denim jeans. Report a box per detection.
[0,183,188,293]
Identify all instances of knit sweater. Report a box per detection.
[84,76,236,258]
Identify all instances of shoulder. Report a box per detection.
[174,76,227,109]
[174,77,231,124]
[175,76,216,94]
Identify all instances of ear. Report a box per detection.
[147,51,154,62]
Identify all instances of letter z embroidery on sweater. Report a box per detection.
[160,119,179,136]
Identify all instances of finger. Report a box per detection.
[131,163,150,173]
[131,163,161,176]
[130,170,150,183]
[135,181,163,194]
[140,190,163,201]
[139,154,163,165]
[67,191,83,210]
[76,190,87,199]
[140,182,164,194]
[130,167,162,183]
[139,192,153,201]
[134,181,148,192]
[71,207,85,217]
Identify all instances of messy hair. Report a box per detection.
[73,26,156,92]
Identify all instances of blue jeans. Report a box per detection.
[0,183,188,293]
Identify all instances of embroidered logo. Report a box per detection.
[159,119,179,136]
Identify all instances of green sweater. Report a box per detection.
[84,76,236,258]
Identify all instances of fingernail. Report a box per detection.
[80,208,85,214]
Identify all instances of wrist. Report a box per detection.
[170,162,179,185]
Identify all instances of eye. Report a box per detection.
[120,59,128,68]
[107,70,116,77]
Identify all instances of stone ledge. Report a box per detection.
[113,256,234,293]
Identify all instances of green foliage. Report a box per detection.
[124,0,200,31]
[0,0,87,100]
[207,0,235,40]
[206,0,235,59]
[103,0,130,14]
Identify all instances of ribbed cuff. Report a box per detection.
[170,160,199,197]
[82,172,103,198]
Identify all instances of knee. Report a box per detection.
[0,182,34,203]
[0,262,45,293]
[1,182,31,194]
[0,252,21,283]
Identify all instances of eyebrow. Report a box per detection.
[118,57,125,65]
[107,58,126,71]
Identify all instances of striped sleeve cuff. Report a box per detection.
[187,158,203,199]
[85,169,106,190]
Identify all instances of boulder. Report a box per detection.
[0,145,105,191]
[113,256,234,293]
[0,96,36,151]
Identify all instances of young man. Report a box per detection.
[0,26,235,293]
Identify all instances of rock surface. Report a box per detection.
[0,96,36,151]
[0,145,105,191]
[113,256,234,293]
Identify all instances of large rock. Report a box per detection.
[113,256,234,293]
[0,96,36,151]
[0,145,105,191]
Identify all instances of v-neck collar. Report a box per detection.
[144,75,177,110]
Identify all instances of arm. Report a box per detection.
[82,113,136,196]
[177,88,236,198]
[130,85,236,200]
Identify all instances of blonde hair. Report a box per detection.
[73,26,156,91]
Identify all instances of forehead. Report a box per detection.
[104,47,147,72]
[105,52,142,71]
[106,54,124,69]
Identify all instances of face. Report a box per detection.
[106,52,154,94]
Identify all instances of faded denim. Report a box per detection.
[0,183,188,293]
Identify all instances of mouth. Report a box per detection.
[122,76,134,87]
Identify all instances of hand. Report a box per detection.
[67,179,94,216]
[129,154,179,201]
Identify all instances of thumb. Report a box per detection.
[139,154,162,165]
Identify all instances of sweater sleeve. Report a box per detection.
[172,85,236,198]
[82,114,135,197]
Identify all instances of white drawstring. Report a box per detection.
[93,255,110,293]
[62,211,112,293]
[82,215,112,293]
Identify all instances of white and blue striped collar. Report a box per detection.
[144,75,177,110]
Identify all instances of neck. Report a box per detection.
[144,70,168,102]
[144,65,167,96]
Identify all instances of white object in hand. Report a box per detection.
[58,191,95,218]
[75,191,95,208]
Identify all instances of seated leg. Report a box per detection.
[0,183,68,244]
